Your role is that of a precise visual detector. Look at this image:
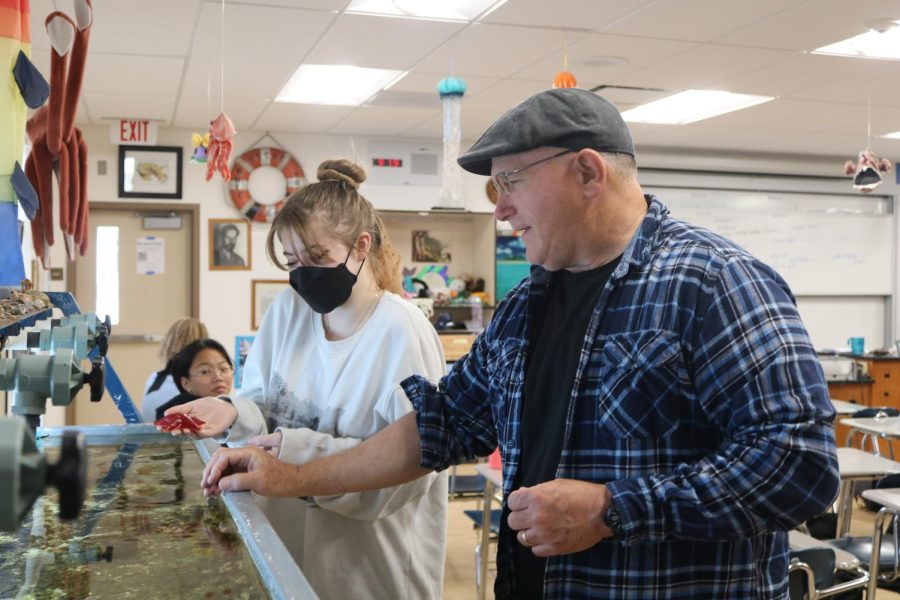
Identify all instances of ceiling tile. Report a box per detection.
[719,53,885,97]
[180,58,298,100]
[481,0,654,31]
[306,13,465,70]
[514,32,696,85]
[83,54,185,95]
[81,0,203,56]
[235,0,346,9]
[415,23,587,78]
[190,3,336,65]
[785,61,900,107]
[250,101,356,134]
[82,92,176,123]
[601,0,809,42]
[28,0,56,50]
[717,0,900,51]
[612,43,795,91]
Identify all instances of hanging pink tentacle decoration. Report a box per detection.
[205,112,235,182]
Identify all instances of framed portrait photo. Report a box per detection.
[209,218,251,271]
[252,279,287,330]
[118,145,183,199]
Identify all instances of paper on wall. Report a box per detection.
[137,236,165,275]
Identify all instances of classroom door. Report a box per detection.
[71,206,196,425]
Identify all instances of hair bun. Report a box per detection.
[317,159,366,189]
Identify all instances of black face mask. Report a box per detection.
[288,248,364,314]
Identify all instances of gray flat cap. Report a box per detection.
[458,88,635,176]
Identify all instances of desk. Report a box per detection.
[841,415,900,458]
[832,398,863,415]
[475,463,502,600]
[836,447,900,537]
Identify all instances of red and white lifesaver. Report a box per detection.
[228,147,307,223]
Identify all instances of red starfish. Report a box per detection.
[155,413,205,432]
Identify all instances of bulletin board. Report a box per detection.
[645,186,894,296]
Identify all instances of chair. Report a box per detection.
[788,533,869,600]
[827,475,900,596]
[448,465,485,500]
[463,509,502,591]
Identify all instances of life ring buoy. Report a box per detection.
[228,147,307,223]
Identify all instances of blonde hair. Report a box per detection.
[159,317,209,362]
[265,159,401,293]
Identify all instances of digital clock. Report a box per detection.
[371,158,403,168]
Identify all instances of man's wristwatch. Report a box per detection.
[604,503,624,538]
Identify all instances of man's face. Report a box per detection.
[490,147,579,271]
[223,228,238,250]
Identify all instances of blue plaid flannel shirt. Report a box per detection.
[402,196,839,599]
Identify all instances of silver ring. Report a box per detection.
[520,530,531,547]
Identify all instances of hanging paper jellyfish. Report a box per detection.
[437,76,467,209]
[553,70,577,89]
[552,38,577,89]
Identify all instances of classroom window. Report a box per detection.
[96,226,120,325]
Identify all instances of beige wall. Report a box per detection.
[22,126,499,380]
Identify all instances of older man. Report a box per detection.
[198,88,839,599]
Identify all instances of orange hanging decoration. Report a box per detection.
[552,37,577,89]
[553,71,577,89]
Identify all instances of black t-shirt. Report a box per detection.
[154,391,199,421]
[510,258,620,599]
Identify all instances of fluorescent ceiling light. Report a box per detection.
[882,131,900,139]
[621,90,774,125]
[346,0,505,22]
[813,25,900,60]
[275,64,405,106]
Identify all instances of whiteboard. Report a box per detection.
[644,186,894,295]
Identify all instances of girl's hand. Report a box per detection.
[159,397,238,438]
[248,431,283,457]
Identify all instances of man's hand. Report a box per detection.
[506,479,615,557]
[201,446,300,497]
[159,396,237,438]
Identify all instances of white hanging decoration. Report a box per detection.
[437,75,467,209]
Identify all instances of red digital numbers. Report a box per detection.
[371,158,403,168]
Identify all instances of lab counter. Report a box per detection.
[0,424,318,600]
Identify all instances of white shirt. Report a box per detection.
[140,371,179,422]
[223,289,448,600]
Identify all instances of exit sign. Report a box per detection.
[110,119,158,145]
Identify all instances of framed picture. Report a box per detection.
[118,145,183,199]
[252,279,287,330]
[412,230,453,262]
[233,335,255,389]
[209,218,251,270]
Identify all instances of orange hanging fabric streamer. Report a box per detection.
[24,0,93,266]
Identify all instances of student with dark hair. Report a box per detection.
[141,317,209,422]
[153,338,233,421]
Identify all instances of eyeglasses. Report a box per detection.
[490,149,575,195]
[190,365,234,379]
